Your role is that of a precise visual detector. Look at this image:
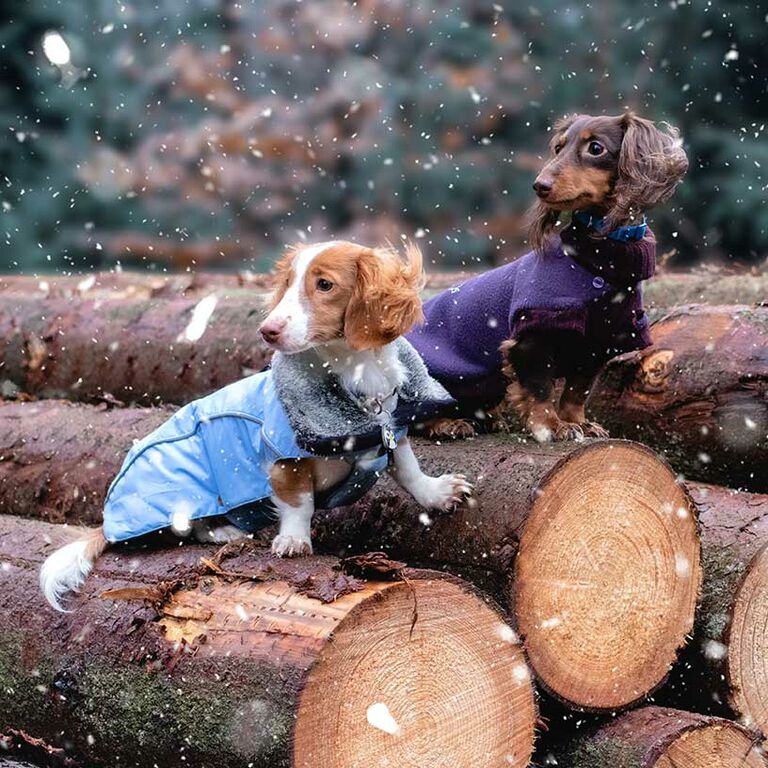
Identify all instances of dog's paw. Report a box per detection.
[418,473,473,512]
[552,421,586,442]
[271,534,313,557]
[581,421,609,439]
[424,418,476,440]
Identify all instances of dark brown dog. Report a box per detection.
[409,112,688,441]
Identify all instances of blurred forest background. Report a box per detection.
[0,0,765,274]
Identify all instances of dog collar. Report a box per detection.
[573,211,647,242]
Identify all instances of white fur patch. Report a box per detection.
[264,241,340,352]
[39,539,94,612]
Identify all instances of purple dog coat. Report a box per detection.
[407,220,656,408]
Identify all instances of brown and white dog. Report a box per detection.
[258,240,473,554]
[40,241,472,610]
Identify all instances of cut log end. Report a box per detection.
[729,543,768,737]
[293,577,536,768]
[571,707,767,768]
[655,724,767,768]
[514,441,701,710]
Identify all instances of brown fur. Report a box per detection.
[268,459,314,506]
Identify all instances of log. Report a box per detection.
[316,437,701,712]
[0,515,537,768]
[0,270,463,299]
[0,292,273,404]
[0,400,169,525]
[668,483,768,737]
[0,404,702,711]
[589,305,768,492]
[567,706,767,768]
[642,271,768,309]
[0,275,461,404]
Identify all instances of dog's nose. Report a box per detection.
[533,179,553,198]
[259,318,287,344]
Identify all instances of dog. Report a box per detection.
[408,112,688,442]
[40,241,472,611]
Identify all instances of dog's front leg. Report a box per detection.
[389,437,472,511]
[269,459,315,556]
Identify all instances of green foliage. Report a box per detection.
[1,0,765,272]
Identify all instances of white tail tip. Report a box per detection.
[39,539,95,612]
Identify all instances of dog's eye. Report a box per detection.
[587,141,605,156]
[554,143,564,155]
[316,278,334,292]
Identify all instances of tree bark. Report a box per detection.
[0,292,273,404]
[0,516,536,768]
[566,706,766,768]
[588,305,768,492]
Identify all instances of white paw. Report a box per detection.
[417,474,473,512]
[192,521,244,544]
[271,534,313,557]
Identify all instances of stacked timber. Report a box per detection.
[1,270,768,766]
[1,276,766,494]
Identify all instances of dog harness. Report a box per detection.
[102,338,453,542]
[407,218,655,408]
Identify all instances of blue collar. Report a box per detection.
[573,211,647,242]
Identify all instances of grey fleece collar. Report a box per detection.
[271,337,453,454]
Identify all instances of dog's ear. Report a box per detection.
[344,243,425,351]
[605,113,688,230]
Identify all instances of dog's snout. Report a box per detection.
[533,178,553,198]
[260,317,287,344]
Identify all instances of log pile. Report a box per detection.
[1,276,765,494]
[2,269,768,766]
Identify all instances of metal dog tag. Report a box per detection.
[381,425,397,451]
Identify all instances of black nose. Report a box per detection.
[533,179,552,197]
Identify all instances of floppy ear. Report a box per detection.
[605,113,688,230]
[344,243,425,351]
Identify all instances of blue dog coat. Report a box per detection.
[102,338,453,543]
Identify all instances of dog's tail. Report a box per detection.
[40,527,109,612]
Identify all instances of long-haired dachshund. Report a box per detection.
[408,112,688,441]
[41,241,472,610]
